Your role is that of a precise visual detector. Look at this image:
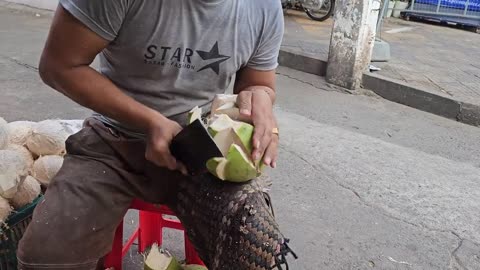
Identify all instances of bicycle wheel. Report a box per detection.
[305,0,335,21]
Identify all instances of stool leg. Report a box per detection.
[104,221,124,270]
[139,210,163,253]
[184,232,205,266]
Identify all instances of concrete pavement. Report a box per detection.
[1,3,480,269]
[281,10,480,126]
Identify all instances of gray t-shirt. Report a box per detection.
[59,0,284,135]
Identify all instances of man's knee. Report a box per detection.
[17,229,99,269]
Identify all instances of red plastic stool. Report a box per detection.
[104,199,204,270]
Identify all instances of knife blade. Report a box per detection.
[170,119,223,175]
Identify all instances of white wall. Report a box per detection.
[7,0,58,10]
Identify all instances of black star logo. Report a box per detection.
[196,42,230,75]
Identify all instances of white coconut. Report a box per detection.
[57,119,84,134]
[26,119,83,156]
[10,175,41,209]
[0,117,8,150]
[0,196,12,223]
[0,149,29,198]
[33,155,64,186]
[6,121,36,146]
[6,144,34,174]
[27,120,67,156]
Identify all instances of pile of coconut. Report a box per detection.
[0,117,83,224]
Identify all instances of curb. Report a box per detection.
[278,49,480,127]
[278,48,327,77]
[363,73,480,126]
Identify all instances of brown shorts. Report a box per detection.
[17,118,296,270]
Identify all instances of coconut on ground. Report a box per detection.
[144,244,182,270]
[33,155,64,186]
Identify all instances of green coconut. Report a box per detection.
[223,144,258,182]
[207,114,254,154]
[215,158,229,181]
[182,265,208,270]
[206,157,225,179]
[144,244,182,270]
[205,114,266,182]
[232,121,254,154]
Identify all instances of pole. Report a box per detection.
[463,0,470,15]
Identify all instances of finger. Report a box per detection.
[258,131,272,162]
[263,136,278,167]
[252,124,266,161]
[154,142,177,171]
[177,162,189,176]
[237,91,253,116]
[162,152,178,171]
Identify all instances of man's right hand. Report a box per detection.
[145,117,187,175]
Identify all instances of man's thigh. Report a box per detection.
[17,119,147,269]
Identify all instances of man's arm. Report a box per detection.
[234,67,279,168]
[233,67,276,104]
[39,6,183,171]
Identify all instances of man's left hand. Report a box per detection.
[237,87,278,168]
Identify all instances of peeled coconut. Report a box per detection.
[213,102,241,120]
[6,144,34,173]
[0,149,29,198]
[210,94,237,114]
[6,121,36,146]
[26,119,83,156]
[144,243,182,270]
[33,155,64,186]
[187,106,202,124]
[0,196,12,223]
[10,175,41,209]
[0,117,8,150]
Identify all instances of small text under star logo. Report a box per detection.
[196,42,230,75]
